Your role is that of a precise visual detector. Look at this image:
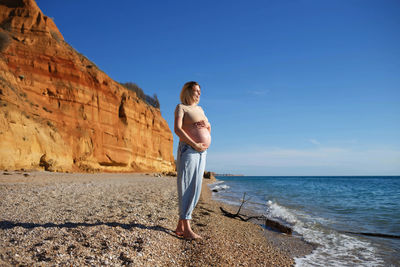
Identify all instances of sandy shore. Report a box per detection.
[0,171,313,266]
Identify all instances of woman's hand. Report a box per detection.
[193,143,207,152]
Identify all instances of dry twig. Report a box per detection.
[220,193,292,235]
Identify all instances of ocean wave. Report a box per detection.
[265,200,384,266]
[209,181,230,192]
[295,228,384,267]
[266,200,298,224]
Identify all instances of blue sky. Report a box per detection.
[37,0,400,175]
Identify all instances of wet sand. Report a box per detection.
[0,171,313,266]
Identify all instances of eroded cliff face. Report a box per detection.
[0,0,175,172]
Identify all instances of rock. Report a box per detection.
[39,154,53,171]
[162,171,177,177]
[0,0,175,173]
[264,219,292,235]
[203,171,216,180]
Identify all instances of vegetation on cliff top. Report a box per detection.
[121,82,160,109]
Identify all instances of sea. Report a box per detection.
[209,176,400,267]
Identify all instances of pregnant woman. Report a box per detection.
[174,81,211,239]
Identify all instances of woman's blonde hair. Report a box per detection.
[180,81,200,105]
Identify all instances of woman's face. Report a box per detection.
[192,85,201,104]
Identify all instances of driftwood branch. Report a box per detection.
[235,192,249,216]
[220,193,292,235]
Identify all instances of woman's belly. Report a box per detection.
[185,123,211,148]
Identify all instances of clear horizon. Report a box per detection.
[37,0,400,176]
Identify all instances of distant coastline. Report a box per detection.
[215,173,244,177]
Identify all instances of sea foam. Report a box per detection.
[266,200,384,267]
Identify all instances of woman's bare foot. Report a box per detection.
[183,230,202,240]
[178,219,201,239]
[175,230,184,237]
[175,219,185,237]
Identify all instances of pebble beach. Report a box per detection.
[0,171,313,266]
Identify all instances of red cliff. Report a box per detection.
[0,0,175,173]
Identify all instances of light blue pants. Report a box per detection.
[177,141,207,220]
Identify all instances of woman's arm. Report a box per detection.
[174,114,207,152]
[201,107,211,133]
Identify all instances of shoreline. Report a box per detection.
[0,171,312,266]
[206,179,316,261]
[209,176,400,266]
